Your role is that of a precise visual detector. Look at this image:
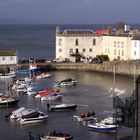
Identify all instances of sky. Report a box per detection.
[0,0,139,24]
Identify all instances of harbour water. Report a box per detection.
[0,24,136,140]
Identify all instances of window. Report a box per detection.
[93,39,96,45]
[118,50,120,55]
[122,50,124,56]
[135,41,137,47]
[117,42,120,47]
[121,42,124,48]
[2,57,5,61]
[114,49,116,55]
[114,41,116,47]
[10,56,13,60]
[83,49,86,52]
[70,49,73,53]
[59,48,62,53]
[134,51,136,56]
[58,38,62,46]
[89,48,92,52]
[75,39,79,46]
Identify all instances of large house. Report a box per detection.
[56,25,140,62]
[56,26,102,62]
[131,35,140,60]
[0,49,18,65]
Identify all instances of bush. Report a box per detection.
[96,55,109,62]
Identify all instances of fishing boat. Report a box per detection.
[88,122,117,133]
[41,93,63,101]
[0,96,19,107]
[73,111,96,122]
[17,110,48,125]
[49,103,77,111]
[39,130,73,140]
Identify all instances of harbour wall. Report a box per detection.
[51,60,140,77]
[1,60,140,77]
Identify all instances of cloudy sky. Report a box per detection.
[0,0,139,24]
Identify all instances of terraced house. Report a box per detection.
[56,25,140,62]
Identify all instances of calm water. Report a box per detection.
[0,24,136,140]
[0,70,134,140]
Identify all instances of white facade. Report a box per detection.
[0,50,18,65]
[56,29,102,62]
[102,35,132,61]
[131,39,140,60]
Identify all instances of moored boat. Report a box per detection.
[17,111,48,125]
[57,78,77,87]
[88,122,117,133]
[0,96,19,107]
[49,103,77,111]
[41,93,63,101]
[73,111,96,122]
[39,130,73,140]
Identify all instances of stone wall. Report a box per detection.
[52,60,140,76]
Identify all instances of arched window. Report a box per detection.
[75,39,79,46]
[93,39,96,45]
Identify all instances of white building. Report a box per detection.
[0,49,18,65]
[131,35,140,60]
[56,26,102,62]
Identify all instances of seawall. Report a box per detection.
[51,60,140,77]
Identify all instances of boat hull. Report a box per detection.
[19,115,48,125]
[50,104,77,111]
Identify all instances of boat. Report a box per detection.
[35,72,51,79]
[0,96,19,107]
[49,103,77,111]
[88,122,117,133]
[41,93,63,101]
[7,107,36,119]
[17,110,48,125]
[26,87,44,96]
[39,130,73,140]
[57,78,77,87]
[35,89,60,98]
[73,111,96,122]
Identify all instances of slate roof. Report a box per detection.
[62,29,95,35]
[0,49,17,56]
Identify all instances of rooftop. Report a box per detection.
[0,49,17,56]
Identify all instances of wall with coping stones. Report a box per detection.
[52,60,140,76]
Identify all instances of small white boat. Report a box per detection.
[88,122,117,133]
[39,131,73,140]
[41,93,63,101]
[36,72,51,79]
[49,103,77,111]
[17,111,48,125]
[57,78,77,87]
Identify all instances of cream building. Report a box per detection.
[56,26,134,62]
[56,26,102,62]
[102,35,132,60]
